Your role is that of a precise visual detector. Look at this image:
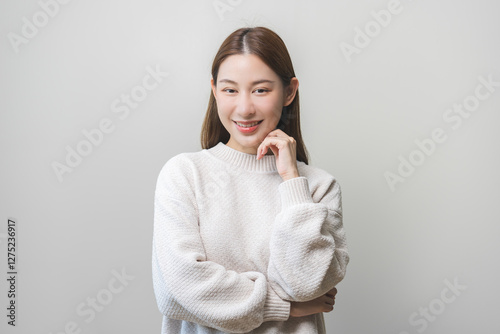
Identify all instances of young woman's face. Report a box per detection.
[211,54,297,154]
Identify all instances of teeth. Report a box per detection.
[236,121,260,127]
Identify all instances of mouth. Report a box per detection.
[233,120,263,133]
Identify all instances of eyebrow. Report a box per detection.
[217,79,275,85]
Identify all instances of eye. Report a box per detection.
[223,88,237,94]
[254,88,269,94]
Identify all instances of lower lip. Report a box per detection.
[234,121,262,133]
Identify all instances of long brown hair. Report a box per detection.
[200,27,309,164]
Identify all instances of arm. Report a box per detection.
[152,157,290,333]
[267,175,349,302]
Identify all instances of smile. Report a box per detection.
[234,120,263,127]
[233,120,263,133]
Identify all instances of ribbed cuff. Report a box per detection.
[279,177,313,209]
[263,285,290,322]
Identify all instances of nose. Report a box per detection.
[235,91,255,117]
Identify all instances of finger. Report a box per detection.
[256,140,271,159]
[259,137,289,154]
[257,139,281,159]
[266,129,290,138]
[259,143,277,159]
[257,136,296,159]
[269,145,279,157]
[321,295,334,306]
[326,287,338,297]
[324,293,336,306]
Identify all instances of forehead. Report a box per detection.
[217,54,279,84]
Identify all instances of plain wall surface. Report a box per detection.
[1,0,499,333]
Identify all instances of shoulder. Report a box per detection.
[155,148,209,191]
[153,151,204,214]
[157,149,207,178]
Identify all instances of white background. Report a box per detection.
[1,0,499,333]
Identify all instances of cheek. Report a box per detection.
[216,99,231,118]
[256,98,282,118]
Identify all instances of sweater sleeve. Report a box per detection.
[267,175,349,302]
[152,156,290,333]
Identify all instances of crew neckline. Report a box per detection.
[206,142,278,173]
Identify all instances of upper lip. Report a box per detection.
[233,120,263,124]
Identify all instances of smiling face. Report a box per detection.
[211,53,298,155]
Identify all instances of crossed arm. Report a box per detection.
[152,158,348,332]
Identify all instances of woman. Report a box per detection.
[152,26,349,333]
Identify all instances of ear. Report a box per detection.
[283,77,299,107]
[211,78,217,98]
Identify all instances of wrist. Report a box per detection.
[281,169,299,181]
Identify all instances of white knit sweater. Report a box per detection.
[152,142,349,334]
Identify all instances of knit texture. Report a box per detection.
[152,142,349,333]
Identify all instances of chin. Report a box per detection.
[240,138,260,149]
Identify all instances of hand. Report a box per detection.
[289,287,338,318]
[256,129,299,181]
